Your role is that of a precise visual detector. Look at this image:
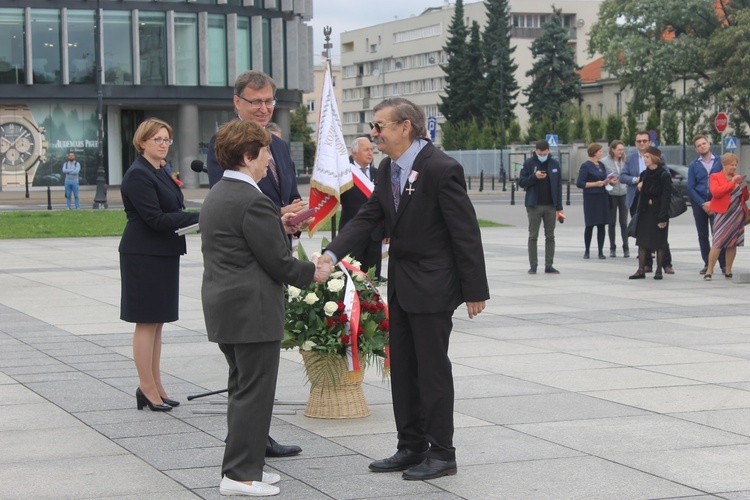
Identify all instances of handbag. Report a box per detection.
[627,213,639,238]
[668,191,688,218]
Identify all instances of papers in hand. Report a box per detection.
[175,223,200,235]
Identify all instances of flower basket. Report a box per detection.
[300,350,370,419]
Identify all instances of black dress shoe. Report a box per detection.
[161,397,180,407]
[402,458,458,481]
[623,249,630,258]
[265,436,302,457]
[369,448,426,472]
[610,249,616,258]
[598,252,606,260]
[583,251,590,259]
[136,388,172,412]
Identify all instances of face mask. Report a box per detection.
[537,155,548,163]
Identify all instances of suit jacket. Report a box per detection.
[518,154,563,210]
[200,177,315,344]
[339,164,384,241]
[119,155,199,256]
[708,172,750,214]
[688,155,722,206]
[620,152,642,209]
[208,131,301,211]
[327,142,489,314]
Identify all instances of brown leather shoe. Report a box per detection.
[664,267,675,274]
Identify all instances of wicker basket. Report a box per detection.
[300,351,370,419]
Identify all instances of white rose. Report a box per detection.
[301,340,316,351]
[304,293,319,305]
[342,256,353,264]
[351,259,362,270]
[288,286,301,299]
[327,278,345,293]
[353,272,365,282]
[323,301,338,317]
[331,271,344,279]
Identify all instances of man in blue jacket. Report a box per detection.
[519,139,563,274]
[687,134,725,274]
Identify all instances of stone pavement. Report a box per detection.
[2,197,750,499]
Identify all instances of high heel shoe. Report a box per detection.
[629,270,645,279]
[136,388,172,412]
[161,397,180,407]
[583,251,590,259]
[598,252,606,260]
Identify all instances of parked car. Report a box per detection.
[668,164,690,206]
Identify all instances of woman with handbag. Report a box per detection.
[629,147,673,280]
[704,153,749,281]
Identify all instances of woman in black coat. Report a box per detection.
[629,146,673,280]
[576,143,616,259]
[119,118,199,411]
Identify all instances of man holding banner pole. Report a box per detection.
[317,98,490,481]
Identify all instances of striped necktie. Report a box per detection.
[267,147,280,188]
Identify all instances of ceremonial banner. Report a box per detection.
[308,61,352,235]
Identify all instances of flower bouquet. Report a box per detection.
[282,243,389,418]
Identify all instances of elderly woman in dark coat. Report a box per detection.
[577,143,616,259]
[629,146,673,280]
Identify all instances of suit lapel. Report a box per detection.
[392,143,432,227]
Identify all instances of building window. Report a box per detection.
[207,14,227,86]
[31,9,61,84]
[0,8,26,84]
[103,10,132,84]
[393,24,441,43]
[307,99,315,112]
[174,13,198,86]
[343,65,356,78]
[262,17,271,77]
[237,17,251,73]
[343,112,360,124]
[139,11,167,85]
[615,93,622,116]
[67,10,96,84]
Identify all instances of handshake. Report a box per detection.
[311,253,335,282]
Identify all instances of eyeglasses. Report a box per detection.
[369,120,402,133]
[236,94,277,109]
[149,137,173,146]
[635,139,649,144]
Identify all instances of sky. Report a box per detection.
[309,0,445,64]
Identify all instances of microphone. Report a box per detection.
[191,160,207,174]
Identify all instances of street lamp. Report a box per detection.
[92,0,108,208]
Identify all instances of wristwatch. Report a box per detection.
[0,104,48,187]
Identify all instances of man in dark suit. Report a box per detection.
[620,130,674,273]
[205,70,304,458]
[318,98,490,481]
[339,137,384,279]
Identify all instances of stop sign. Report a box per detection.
[715,112,729,133]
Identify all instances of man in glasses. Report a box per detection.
[206,70,305,460]
[620,130,674,273]
[319,98,489,481]
[207,71,307,221]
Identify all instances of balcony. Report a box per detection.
[511,27,577,40]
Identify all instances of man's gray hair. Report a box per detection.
[350,136,371,153]
[234,71,276,96]
[266,122,282,133]
[373,98,427,141]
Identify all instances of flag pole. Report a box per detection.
[323,26,337,239]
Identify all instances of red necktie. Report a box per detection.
[267,147,279,188]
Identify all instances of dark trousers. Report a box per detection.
[630,196,672,268]
[219,340,280,482]
[692,203,726,269]
[609,194,629,251]
[389,293,455,461]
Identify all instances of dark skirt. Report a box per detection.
[635,212,669,249]
[120,253,180,323]
[583,192,610,226]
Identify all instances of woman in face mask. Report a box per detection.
[576,143,617,259]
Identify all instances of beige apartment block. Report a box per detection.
[339,0,602,149]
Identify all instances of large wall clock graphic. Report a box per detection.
[0,105,48,187]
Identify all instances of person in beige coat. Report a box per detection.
[200,120,330,497]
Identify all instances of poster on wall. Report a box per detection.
[0,103,104,188]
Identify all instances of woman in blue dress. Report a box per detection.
[577,143,616,259]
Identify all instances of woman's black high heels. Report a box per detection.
[136,387,172,411]
[161,397,180,407]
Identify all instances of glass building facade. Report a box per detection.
[0,0,314,189]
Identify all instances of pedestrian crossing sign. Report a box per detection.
[546,134,559,148]
[725,136,738,151]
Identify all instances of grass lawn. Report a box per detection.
[0,210,503,239]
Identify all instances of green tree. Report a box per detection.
[481,0,519,130]
[554,117,570,145]
[605,115,624,144]
[465,21,486,121]
[588,116,603,142]
[661,110,680,145]
[625,110,638,145]
[438,0,471,123]
[289,105,316,169]
[572,111,587,142]
[523,8,582,123]
[507,119,522,143]
[645,109,660,142]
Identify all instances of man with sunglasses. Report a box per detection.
[319,98,489,481]
[620,130,674,273]
[206,71,305,460]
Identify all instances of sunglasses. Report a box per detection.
[635,139,649,144]
[369,120,402,133]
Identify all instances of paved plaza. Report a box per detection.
[2,187,750,499]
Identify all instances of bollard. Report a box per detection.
[502,169,506,191]
[479,171,484,192]
[47,186,52,210]
[510,180,516,205]
[566,181,571,206]
[468,176,471,190]
[491,175,495,191]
